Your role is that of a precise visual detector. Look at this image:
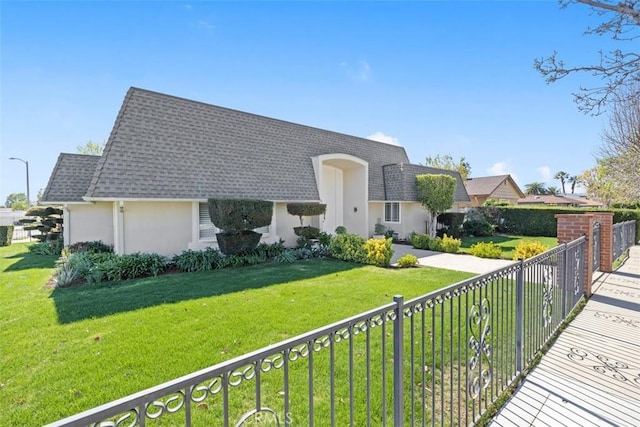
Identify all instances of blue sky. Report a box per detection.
[0,0,625,203]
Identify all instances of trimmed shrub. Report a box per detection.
[513,241,549,260]
[397,254,418,268]
[286,203,327,226]
[470,242,502,259]
[208,199,273,232]
[294,226,320,239]
[364,237,394,267]
[428,236,443,251]
[440,234,461,254]
[462,219,494,237]
[20,206,63,242]
[412,233,431,250]
[330,233,367,263]
[373,223,386,235]
[0,225,14,246]
[335,226,347,235]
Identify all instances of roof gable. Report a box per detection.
[85,87,411,201]
[464,175,525,198]
[383,163,470,203]
[42,153,101,203]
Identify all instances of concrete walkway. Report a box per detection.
[491,246,640,427]
[391,244,515,275]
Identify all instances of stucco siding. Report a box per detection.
[122,202,192,256]
[275,203,301,247]
[400,203,430,238]
[67,203,114,246]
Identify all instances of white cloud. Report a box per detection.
[366,131,400,146]
[197,20,214,33]
[536,166,551,182]
[486,161,519,183]
[340,60,372,82]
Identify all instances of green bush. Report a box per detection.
[67,240,113,254]
[412,234,431,250]
[470,242,502,259]
[20,205,63,242]
[335,226,347,235]
[438,213,465,228]
[513,241,548,260]
[440,234,461,254]
[373,223,386,235]
[397,254,418,268]
[28,240,63,255]
[364,237,394,267]
[208,199,273,232]
[173,248,224,272]
[462,219,494,237]
[428,236,443,251]
[0,225,14,246]
[286,203,327,226]
[294,226,321,239]
[330,233,367,263]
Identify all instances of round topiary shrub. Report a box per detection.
[208,198,273,255]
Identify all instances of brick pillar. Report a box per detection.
[555,213,595,296]
[590,212,614,272]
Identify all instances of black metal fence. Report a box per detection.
[612,220,637,262]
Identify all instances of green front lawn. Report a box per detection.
[459,235,558,259]
[0,243,473,426]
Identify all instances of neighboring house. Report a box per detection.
[464,174,525,207]
[0,208,26,226]
[42,87,470,256]
[517,195,604,208]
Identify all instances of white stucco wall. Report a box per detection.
[66,203,114,246]
[121,201,192,256]
[275,202,301,247]
[368,202,430,240]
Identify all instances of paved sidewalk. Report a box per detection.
[391,244,515,275]
[491,246,640,427]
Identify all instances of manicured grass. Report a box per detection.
[459,235,558,259]
[0,243,474,426]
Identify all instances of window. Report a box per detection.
[384,202,400,223]
[198,203,270,240]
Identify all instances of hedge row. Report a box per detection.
[482,206,640,241]
[0,225,14,246]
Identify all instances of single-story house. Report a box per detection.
[517,194,604,208]
[464,174,525,207]
[42,87,470,256]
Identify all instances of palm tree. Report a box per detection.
[525,182,548,195]
[568,175,581,194]
[554,171,569,194]
[547,186,560,195]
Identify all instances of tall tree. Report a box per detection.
[596,85,640,202]
[554,171,570,194]
[524,182,548,195]
[77,140,106,155]
[534,0,640,114]
[579,164,617,206]
[568,175,581,194]
[5,193,27,211]
[424,154,472,181]
[415,174,457,237]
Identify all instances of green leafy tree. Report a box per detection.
[534,0,640,114]
[547,186,560,196]
[415,174,457,237]
[524,182,548,195]
[553,171,569,194]
[5,193,27,211]
[77,140,106,155]
[424,154,472,181]
[579,164,617,206]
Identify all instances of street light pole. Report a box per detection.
[9,157,30,209]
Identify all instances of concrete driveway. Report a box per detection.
[391,244,516,275]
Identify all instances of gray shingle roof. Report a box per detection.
[42,154,101,202]
[382,164,470,202]
[85,87,411,201]
[464,175,512,196]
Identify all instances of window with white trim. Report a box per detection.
[198,203,270,240]
[384,202,400,223]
